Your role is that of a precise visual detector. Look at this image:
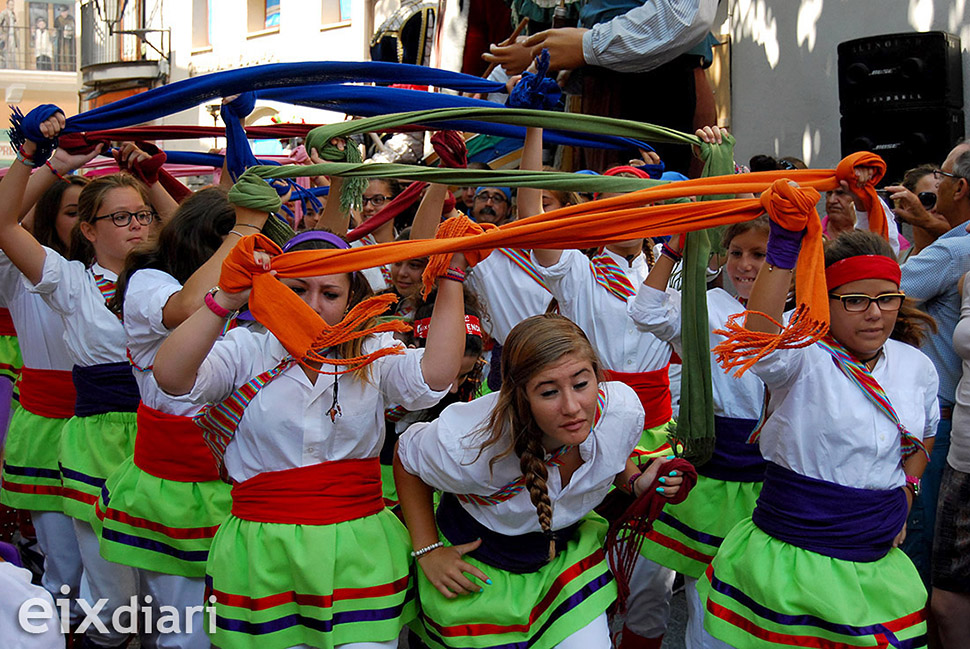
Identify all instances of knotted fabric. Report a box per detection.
[9,104,63,166]
[114,141,167,187]
[505,49,561,110]
[605,458,697,613]
[420,215,496,297]
[836,151,888,239]
[430,130,467,168]
[219,234,410,373]
[712,180,829,377]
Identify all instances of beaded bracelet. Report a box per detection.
[411,541,443,558]
[627,471,642,497]
[660,243,683,263]
[45,160,66,181]
[441,267,467,283]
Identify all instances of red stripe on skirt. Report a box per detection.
[96,500,221,539]
[211,575,411,611]
[643,530,714,564]
[60,487,97,505]
[705,599,886,649]
[424,549,607,637]
[0,481,62,496]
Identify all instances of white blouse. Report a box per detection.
[532,248,672,373]
[629,285,764,420]
[752,339,939,490]
[0,251,72,371]
[25,248,128,366]
[465,249,553,345]
[124,269,201,417]
[175,327,448,482]
[398,381,644,535]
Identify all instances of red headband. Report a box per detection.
[825,255,901,290]
[603,165,652,179]
[413,315,483,340]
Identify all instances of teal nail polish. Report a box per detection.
[479,588,484,593]
[668,471,678,477]
[486,579,493,585]
[656,487,664,493]
[659,477,666,484]
[665,455,675,459]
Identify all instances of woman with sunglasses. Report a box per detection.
[699,228,937,649]
[0,109,168,648]
[885,164,951,257]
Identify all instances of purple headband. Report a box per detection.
[282,230,350,252]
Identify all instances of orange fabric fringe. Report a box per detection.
[219,234,410,374]
[215,154,890,372]
[712,305,829,377]
[420,215,496,298]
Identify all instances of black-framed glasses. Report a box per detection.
[361,194,391,207]
[933,169,963,182]
[475,191,508,204]
[93,209,156,227]
[829,292,906,313]
[917,191,937,209]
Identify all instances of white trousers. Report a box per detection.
[141,570,210,649]
[623,555,675,638]
[73,518,139,647]
[32,510,84,623]
[684,576,734,649]
[556,611,611,649]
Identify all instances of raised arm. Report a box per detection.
[521,127,562,267]
[311,141,351,235]
[643,234,682,292]
[409,184,448,240]
[160,205,269,329]
[0,111,65,285]
[419,253,469,391]
[21,144,103,223]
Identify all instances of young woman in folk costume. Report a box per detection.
[394,313,687,649]
[699,183,936,647]
[524,126,677,649]
[152,219,469,649]
[629,213,770,649]
[93,186,266,649]
[0,168,92,629]
[0,108,169,648]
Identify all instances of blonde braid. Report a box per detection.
[518,433,556,562]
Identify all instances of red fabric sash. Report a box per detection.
[133,403,221,483]
[231,457,385,525]
[18,367,75,418]
[0,308,15,336]
[604,365,672,430]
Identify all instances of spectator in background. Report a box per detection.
[456,161,491,216]
[822,186,858,240]
[899,141,970,587]
[470,186,513,225]
[886,164,950,257]
[33,17,52,71]
[53,4,74,71]
[0,0,17,69]
[936,270,970,648]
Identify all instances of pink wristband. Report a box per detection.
[204,288,232,319]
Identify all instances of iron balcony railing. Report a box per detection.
[0,25,76,72]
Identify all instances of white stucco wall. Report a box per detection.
[722,0,970,169]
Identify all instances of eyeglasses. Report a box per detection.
[917,191,937,209]
[475,192,508,204]
[828,292,906,313]
[93,209,156,227]
[933,169,964,182]
[361,194,391,207]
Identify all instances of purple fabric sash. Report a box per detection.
[72,362,140,417]
[697,415,765,482]
[436,492,579,573]
[752,462,906,562]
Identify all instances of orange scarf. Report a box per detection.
[218,153,887,370]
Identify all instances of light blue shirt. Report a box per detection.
[900,223,970,405]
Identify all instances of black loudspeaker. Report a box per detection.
[840,107,965,182]
[838,31,963,113]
